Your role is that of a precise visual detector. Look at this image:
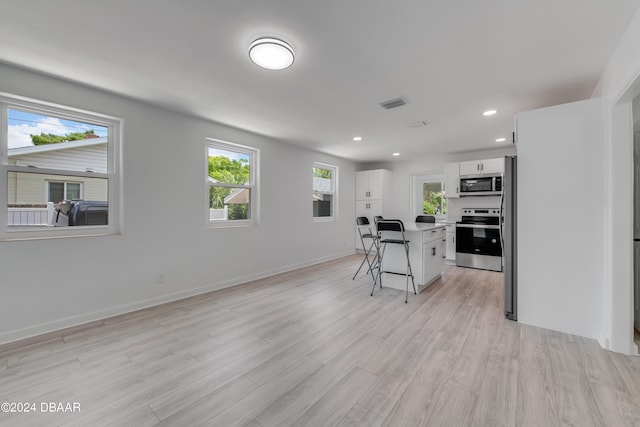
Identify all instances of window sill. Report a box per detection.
[313,217,336,223]
[208,219,257,229]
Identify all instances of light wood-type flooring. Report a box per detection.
[1,254,640,426]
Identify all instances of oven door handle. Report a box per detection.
[456,224,500,229]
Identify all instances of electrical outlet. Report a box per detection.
[155,273,166,285]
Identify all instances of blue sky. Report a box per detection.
[8,109,108,149]
[208,147,249,163]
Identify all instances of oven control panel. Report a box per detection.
[461,208,500,216]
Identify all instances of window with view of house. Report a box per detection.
[0,94,120,240]
[207,138,258,226]
[313,163,337,220]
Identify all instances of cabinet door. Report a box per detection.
[446,232,456,261]
[422,243,436,283]
[355,171,369,200]
[459,160,481,176]
[444,163,460,198]
[437,239,446,272]
[480,157,504,175]
[367,170,385,199]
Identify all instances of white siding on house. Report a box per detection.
[11,143,107,173]
[8,172,108,205]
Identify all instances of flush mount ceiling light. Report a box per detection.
[483,109,497,116]
[496,137,506,142]
[392,152,400,157]
[249,37,295,70]
[353,136,363,141]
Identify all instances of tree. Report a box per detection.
[208,156,250,220]
[313,167,331,179]
[423,190,446,214]
[30,130,96,145]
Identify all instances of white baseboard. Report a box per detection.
[0,250,355,346]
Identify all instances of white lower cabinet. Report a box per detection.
[423,230,446,284]
[379,225,445,293]
[445,223,456,262]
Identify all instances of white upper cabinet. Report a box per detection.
[459,158,504,176]
[355,169,390,200]
[444,162,460,198]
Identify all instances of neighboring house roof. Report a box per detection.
[8,137,107,156]
[8,137,108,173]
[224,188,249,204]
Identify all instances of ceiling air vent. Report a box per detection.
[406,120,430,128]
[379,97,406,110]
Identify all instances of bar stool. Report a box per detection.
[415,215,436,223]
[373,219,416,303]
[353,217,379,281]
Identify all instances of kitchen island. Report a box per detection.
[377,222,446,294]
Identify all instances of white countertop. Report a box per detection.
[402,222,446,232]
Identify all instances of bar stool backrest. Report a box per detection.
[356,216,371,226]
[415,215,436,223]
[377,219,405,233]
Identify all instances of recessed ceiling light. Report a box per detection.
[496,137,506,142]
[353,136,362,141]
[392,152,400,156]
[483,109,497,116]
[249,37,294,70]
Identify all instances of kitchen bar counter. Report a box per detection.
[378,223,446,294]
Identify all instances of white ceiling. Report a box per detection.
[1,1,639,162]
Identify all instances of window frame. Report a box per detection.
[0,93,121,241]
[312,162,338,222]
[205,137,259,228]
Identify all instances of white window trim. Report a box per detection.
[313,162,338,222]
[206,138,259,228]
[411,172,447,221]
[0,93,121,241]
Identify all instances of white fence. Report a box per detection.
[209,206,228,221]
[8,203,54,226]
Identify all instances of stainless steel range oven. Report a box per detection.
[456,208,502,272]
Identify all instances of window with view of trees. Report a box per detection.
[0,94,120,240]
[423,181,446,215]
[207,139,258,226]
[313,163,337,220]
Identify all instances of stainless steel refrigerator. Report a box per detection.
[634,134,640,332]
[501,156,517,321]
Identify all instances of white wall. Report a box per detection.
[516,98,605,340]
[594,4,640,354]
[361,147,516,222]
[0,63,356,345]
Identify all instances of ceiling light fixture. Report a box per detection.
[392,152,400,157]
[353,136,362,141]
[483,109,497,116]
[248,37,295,70]
[496,137,506,142]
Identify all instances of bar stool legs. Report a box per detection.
[371,219,416,303]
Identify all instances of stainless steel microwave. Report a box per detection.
[459,175,502,196]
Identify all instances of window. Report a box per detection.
[412,173,446,219]
[313,163,337,220]
[48,181,82,203]
[206,138,258,227]
[422,181,447,215]
[0,93,120,240]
